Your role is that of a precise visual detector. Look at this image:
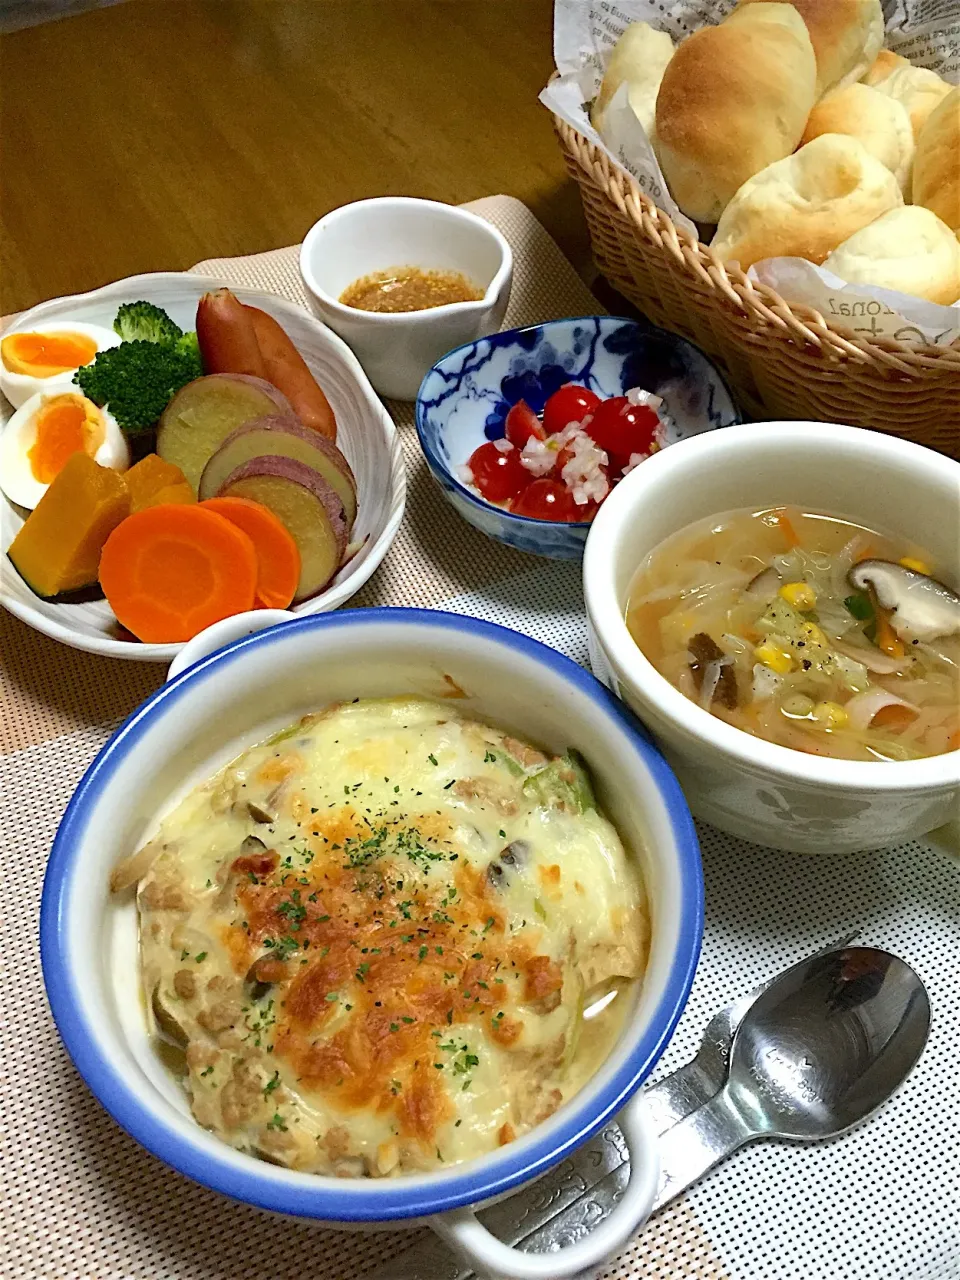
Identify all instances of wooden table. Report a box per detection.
[0,0,590,315]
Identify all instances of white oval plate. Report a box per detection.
[0,273,406,661]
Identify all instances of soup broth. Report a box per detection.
[627,507,960,762]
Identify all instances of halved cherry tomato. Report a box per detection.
[510,479,580,521]
[468,441,531,503]
[504,400,546,449]
[542,383,601,436]
[584,397,659,472]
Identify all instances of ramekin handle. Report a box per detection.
[428,1092,659,1280]
[165,609,297,682]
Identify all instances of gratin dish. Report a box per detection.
[584,421,960,855]
[40,609,702,1278]
[0,273,406,661]
[415,315,740,560]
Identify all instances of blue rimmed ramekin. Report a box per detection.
[40,608,702,1277]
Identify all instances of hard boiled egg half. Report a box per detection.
[0,322,120,409]
[0,390,129,509]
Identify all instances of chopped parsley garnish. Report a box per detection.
[264,934,299,962]
[266,1112,288,1132]
[194,951,207,962]
[428,754,438,766]
[263,1071,281,1098]
[484,751,497,763]
[277,890,307,930]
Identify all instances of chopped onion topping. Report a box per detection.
[561,432,609,506]
[626,387,664,411]
[457,464,475,485]
[520,437,556,477]
[621,452,648,476]
[493,437,513,454]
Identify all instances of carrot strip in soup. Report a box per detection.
[872,598,905,659]
[771,507,802,549]
[200,496,301,609]
[99,504,257,642]
[870,704,917,731]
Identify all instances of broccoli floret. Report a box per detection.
[74,340,201,433]
[174,330,201,365]
[113,301,183,345]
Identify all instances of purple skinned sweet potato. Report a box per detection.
[199,414,357,526]
[218,455,349,601]
[157,374,293,493]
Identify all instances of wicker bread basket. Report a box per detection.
[552,114,960,458]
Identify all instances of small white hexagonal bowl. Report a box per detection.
[1,273,406,662]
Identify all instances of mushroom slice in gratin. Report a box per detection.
[115,697,649,1176]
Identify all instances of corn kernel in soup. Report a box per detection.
[626,507,960,762]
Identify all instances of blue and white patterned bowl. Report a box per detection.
[415,316,741,560]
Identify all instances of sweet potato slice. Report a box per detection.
[157,374,292,493]
[219,457,348,600]
[199,416,357,526]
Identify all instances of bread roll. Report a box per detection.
[801,84,914,191]
[711,134,903,270]
[823,206,960,305]
[861,48,906,86]
[913,87,960,234]
[738,0,883,95]
[655,4,816,223]
[591,23,675,141]
[866,60,951,139]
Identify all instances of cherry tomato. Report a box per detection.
[504,400,546,449]
[467,441,531,503]
[510,479,582,521]
[542,383,601,436]
[584,397,659,472]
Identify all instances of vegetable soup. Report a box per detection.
[626,507,960,762]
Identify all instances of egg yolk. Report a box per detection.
[1,331,99,378]
[27,394,105,484]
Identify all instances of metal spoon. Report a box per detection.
[369,944,928,1280]
[652,945,930,1210]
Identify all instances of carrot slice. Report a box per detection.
[99,504,257,642]
[200,495,301,609]
[870,704,917,732]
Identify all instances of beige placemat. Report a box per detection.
[0,197,728,1280]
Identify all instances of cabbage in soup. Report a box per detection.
[626,507,960,762]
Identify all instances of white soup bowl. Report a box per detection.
[584,422,960,855]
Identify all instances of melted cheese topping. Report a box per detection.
[124,698,648,1177]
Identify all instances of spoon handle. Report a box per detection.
[652,1087,754,1212]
